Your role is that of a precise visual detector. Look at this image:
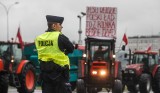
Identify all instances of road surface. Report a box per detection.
[8,87,154,93]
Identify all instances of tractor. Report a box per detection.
[0,41,36,93]
[23,42,84,91]
[76,37,122,93]
[123,50,160,93]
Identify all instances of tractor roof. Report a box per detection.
[85,37,115,42]
[0,41,19,44]
[134,50,158,55]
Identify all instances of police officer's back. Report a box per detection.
[35,15,74,93]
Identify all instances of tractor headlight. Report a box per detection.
[113,55,116,58]
[11,55,14,63]
[92,70,97,75]
[83,53,86,58]
[100,70,107,76]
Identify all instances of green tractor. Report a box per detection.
[0,41,36,93]
[23,43,84,91]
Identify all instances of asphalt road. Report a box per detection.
[8,87,154,93]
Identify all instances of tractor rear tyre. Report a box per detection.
[112,79,122,93]
[77,79,86,93]
[0,73,9,93]
[17,63,36,93]
[152,68,160,93]
[139,74,151,93]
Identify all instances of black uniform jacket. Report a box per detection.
[46,30,74,55]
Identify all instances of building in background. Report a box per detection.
[128,35,160,52]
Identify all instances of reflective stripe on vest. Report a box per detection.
[35,31,69,67]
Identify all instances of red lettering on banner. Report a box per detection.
[100,7,117,14]
[87,7,99,13]
[86,7,117,38]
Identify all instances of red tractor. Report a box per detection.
[123,50,160,93]
[76,37,122,93]
[0,41,36,93]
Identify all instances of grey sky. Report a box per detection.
[0,0,160,47]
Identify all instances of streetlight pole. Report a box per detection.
[0,1,19,41]
[77,12,86,45]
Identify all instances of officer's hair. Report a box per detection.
[47,22,57,29]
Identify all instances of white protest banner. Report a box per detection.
[85,7,117,38]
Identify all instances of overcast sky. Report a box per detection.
[0,0,160,47]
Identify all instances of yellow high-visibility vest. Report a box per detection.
[35,31,69,67]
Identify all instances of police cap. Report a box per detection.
[46,15,64,24]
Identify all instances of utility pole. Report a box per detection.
[77,12,86,45]
[0,1,19,41]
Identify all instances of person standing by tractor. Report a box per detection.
[35,15,74,93]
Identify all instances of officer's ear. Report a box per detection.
[51,22,57,29]
[52,24,56,28]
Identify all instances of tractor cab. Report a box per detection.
[127,51,159,74]
[132,51,159,65]
[0,42,22,71]
[85,38,113,81]
[77,37,122,93]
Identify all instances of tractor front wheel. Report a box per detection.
[112,79,122,93]
[152,68,160,93]
[77,79,86,93]
[17,63,36,93]
[139,74,151,93]
[0,73,9,93]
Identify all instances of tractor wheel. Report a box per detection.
[77,79,86,93]
[152,68,160,93]
[17,63,36,93]
[139,74,151,93]
[70,81,76,91]
[0,73,9,93]
[112,79,122,93]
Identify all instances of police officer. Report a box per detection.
[35,15,74,93]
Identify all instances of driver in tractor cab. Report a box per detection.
[142,55,149,72]
[2,46,11,71]
[93,45,108,61]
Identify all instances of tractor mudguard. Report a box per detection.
[78,60,85,78]
[114,61,122,79]
[0,59,4,71]
[16,60,29,74]
[152,65,160,77]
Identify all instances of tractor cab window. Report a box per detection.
[0,44,12,65]
[148,54,158,66]
[90,42,110,61]
[132,54,148,64]
[0,44,10,58]
[0,44,22,63]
